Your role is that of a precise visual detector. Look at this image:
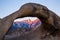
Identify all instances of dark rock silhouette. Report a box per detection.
[0,3,60,40]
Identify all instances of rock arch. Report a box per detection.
[0,3,60,40]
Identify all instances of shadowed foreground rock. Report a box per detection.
[0,3,60,40]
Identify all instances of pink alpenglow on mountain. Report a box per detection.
[31,19,41,28]
[9,18,42,32]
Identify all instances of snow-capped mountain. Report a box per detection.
[9,18,42,32]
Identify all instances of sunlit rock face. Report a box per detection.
[4,17,42,39]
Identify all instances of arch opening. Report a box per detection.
[4,17,42,39]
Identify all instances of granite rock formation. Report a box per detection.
[0,3,60,40]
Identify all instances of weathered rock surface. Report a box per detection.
[0,3,60,40]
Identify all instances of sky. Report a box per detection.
[0,0,60,19]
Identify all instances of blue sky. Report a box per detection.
[0,0,60,18]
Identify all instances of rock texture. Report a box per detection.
[0,3,60,40]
